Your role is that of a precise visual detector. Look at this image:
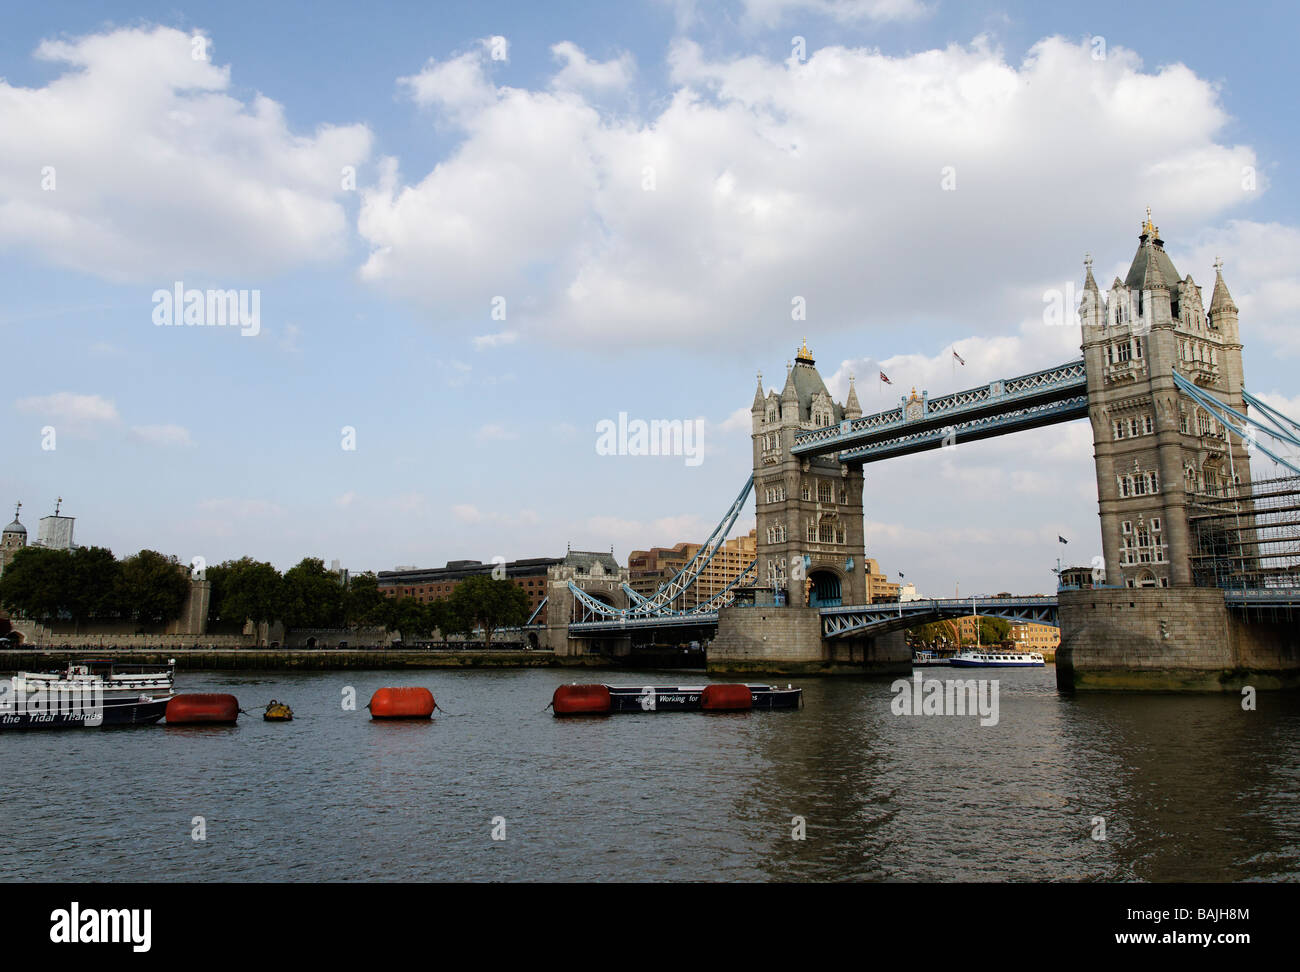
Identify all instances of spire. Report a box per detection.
[795,339,815,366]
[1209,256,1238,316]
[1083,252,1099,292]
[1141,206,1157,240]
[844,374,862,420]
[751,371,765,412]
[781,363,798,401]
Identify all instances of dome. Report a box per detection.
[3,519,25,536]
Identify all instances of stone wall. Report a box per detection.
[11,620,254,649]
[1057,588,1300,691]
[707,604,909,675]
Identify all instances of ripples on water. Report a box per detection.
[1,667,1297,882]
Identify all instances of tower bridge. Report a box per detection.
[545,214,1300,689]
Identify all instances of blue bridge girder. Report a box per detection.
[819,596,1060,639]
[792,359,1088,463]
[566,595,1059,637]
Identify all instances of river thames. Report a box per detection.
[2,666,1297,882]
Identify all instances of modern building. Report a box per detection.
[863,558,900,603]
[628,529,757,608]
[898,582,921,602]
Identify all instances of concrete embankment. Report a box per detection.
[0,648,616,672]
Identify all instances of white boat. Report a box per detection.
[1,658,175,729]
[949,649,1044,668]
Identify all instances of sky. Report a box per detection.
[2,0,1299,597]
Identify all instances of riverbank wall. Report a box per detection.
[0,648,616,673]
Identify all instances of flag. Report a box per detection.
[880,371,892,385]
[953,349,966,366]
[898,571,905,578]
[1058,536,1069,544]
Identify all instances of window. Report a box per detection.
[1134,339,1143,360]
[801,483,810,501]
[807,524,816,542]
[1144,415,1154,435]
[1117,342,1132,363]
[1129,418,1141,437]
[817,481,833,503]
[1114,420,1125,440]
[839,487,848,504]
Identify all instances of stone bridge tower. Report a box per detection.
[1079,212,1250,588]
[751,341,866,606]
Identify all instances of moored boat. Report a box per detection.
[0,658,175,730]
[949,649,1045,668]
[552,683,802,715]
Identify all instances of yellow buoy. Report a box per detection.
[263,699,293,722]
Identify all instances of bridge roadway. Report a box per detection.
[567,595,1062,638]
[791,359,1088,463]
[565,588,1300,639]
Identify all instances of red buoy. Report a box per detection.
[369,687,435,719]
[552,683,612,715]
[700,683,753,711]
[165,693,239,725]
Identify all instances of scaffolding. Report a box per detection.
[1188,474,1300,591]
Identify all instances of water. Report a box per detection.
[2,667,1297,882]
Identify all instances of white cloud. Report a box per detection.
[15,392,119,429]
[360,36,1265,354]
[0,25,371,280]
[550,42,635,94]
[130,423,193,447]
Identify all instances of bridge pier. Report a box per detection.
[1056,588,1300,691]
[706,604,910,676]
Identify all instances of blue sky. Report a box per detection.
[2,0,1298,596]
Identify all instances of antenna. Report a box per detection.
[54,496,62,516]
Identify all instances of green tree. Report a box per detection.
[281,557,344,629]
[448,576,529,646]
[344,572,389,627]
[118,550,189,626]
[70,546,124,624]
[0,545,123,629]
[209,557,283,626]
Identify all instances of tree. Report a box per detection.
[209,557,283,626]
[118,550,189,626]
[0,545,122,630]
[448,576,529,646]
[281,557,344,629]
[344,572,389,627]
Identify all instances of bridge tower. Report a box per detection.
[1080,212,1251,589]
[751,341,866,607]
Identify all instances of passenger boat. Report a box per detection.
[553,682,802,715]
[949,650,1045,668]
[0,658,175,729]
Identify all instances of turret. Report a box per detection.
[751,372,765,433]
[780,360,798,425]
[844,374,862,421]
[1208,258,1240,342]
